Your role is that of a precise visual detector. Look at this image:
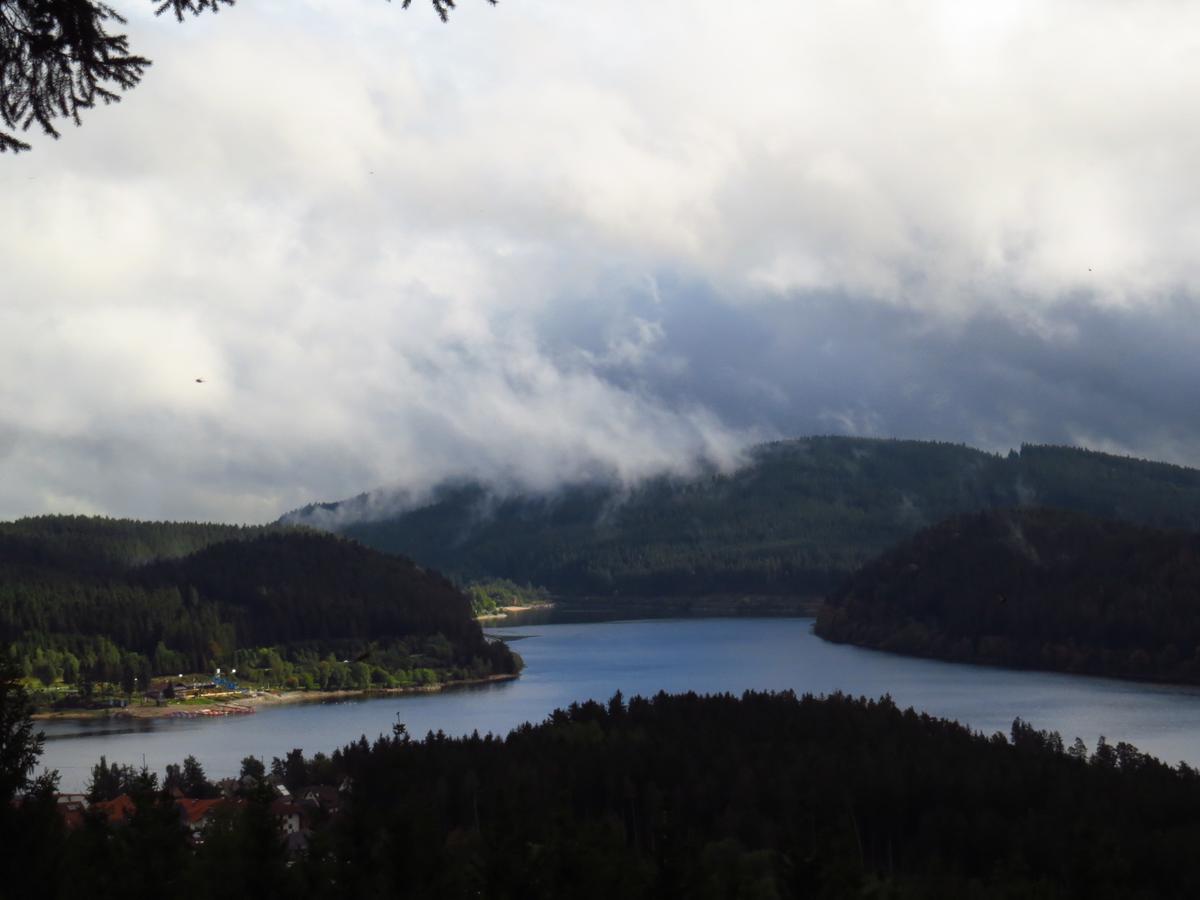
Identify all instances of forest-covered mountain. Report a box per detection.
[0,516,518,694]
[816,507,1200,683]
[8,690,1200,898]
[0,515,275,575]
[284,438,1200,597]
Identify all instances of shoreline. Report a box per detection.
[550,594,824,618]
[475,602,556,622]
[32,672,521,722]
[475,596,824,623]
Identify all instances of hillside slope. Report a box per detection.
[0,517,518,693]
[0,515,277,575]
[284,437,1200,597]
[816,507,1200,683]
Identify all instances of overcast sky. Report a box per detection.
[4,0,1200,523]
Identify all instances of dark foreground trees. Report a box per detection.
[0,654,61,900]
[0,652,46,801]
[8,689,1200,898]
[0,0,496,153]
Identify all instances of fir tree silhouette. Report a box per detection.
[0,0,495,153]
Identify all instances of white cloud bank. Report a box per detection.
[2,0,1200,521]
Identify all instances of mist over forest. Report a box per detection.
[285,437,1200,598]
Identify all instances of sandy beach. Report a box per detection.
[475,602,555,622]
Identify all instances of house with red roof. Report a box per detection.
[91,794,137,825]
[176,797,234,833]
[53,794,89,830]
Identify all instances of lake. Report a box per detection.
[39,616,1200,790]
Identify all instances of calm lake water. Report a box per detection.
[40,617,1200,790]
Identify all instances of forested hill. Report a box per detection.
[0,515,277,575]
[142,533,486,649]
[0,518,517,692]
[283,437,1200,597]
[816,508,1200,684]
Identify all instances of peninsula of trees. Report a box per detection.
[285,438,1200,600]
[816,507,1200,683]
[0,515,518,702]
[7,689,1200,898]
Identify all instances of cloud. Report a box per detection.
[2,1,1200,521]
[602,287,1200,466]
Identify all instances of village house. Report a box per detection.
[50,789,315,846]
[176,797,239,841]
[295,785,341,817]
[54,794,89,830]
[269,798,305,835]
[91,794,137,825]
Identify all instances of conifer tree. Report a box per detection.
[0,653,43,801]
[0,0,495,152]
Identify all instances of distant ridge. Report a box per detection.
[0,515,282,573]
[283,437,1200,597]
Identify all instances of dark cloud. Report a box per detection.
[4,1,1200,521]
[569,286,1200,466]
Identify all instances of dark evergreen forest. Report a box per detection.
[817,507,1200,683]
[289,438,1200,598]
[6,690,1200,899]
[0,516,517,695]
